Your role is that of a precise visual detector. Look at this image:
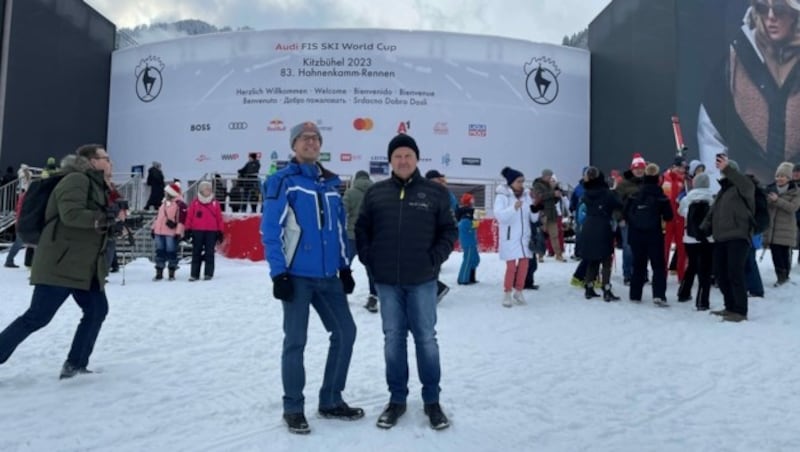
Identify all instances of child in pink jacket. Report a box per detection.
[151,182,187,280]
[184,181,225,281]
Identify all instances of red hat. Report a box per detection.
[630,153,646,170]
[460,193,474,205]
[165,182,182,198]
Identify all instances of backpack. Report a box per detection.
[17,175,65,245]
[750,186,770,234]
[685,200,711,242]
[625,190,661,231]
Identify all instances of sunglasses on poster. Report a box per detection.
[754,2,797,18]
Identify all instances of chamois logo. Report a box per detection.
[135,56,165,102]
[524,57,560,105]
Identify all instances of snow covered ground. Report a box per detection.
[1,248,799,452]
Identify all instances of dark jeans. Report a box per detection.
[0,281,109,367]
[714,239,750,316]
[681,242,714,308]
[770,244,791,282]
[629,230,666,300]
[154,234,178,270]
[745,247,764,297]
[281,276,356,414]
[190,230,218,278]
[376,279,441,404]
[620,224,633,279]
[4,235,24,265]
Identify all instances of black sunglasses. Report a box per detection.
[754,2,797,18]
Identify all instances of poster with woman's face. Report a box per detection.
[696,0,800,183]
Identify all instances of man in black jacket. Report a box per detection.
[355,134,457,431]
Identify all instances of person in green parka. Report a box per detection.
[0,144,116,379]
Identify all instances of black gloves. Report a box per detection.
[531,203,543,213]
[273,273,293,301]
[339,268,355,294]
[216,231,224,244]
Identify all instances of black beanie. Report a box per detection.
[501,166,524,186]
[387,134,420,160]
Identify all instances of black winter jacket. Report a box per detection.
[355,169,457,285]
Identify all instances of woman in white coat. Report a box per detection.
[494,167,539,307]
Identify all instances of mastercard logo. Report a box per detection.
[353,118,374,131]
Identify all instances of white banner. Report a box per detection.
[108,29,590,183]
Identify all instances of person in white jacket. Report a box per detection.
[494,167,539,307]
[677,172,716,310]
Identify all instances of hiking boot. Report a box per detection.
[721,312,748,322]
[502,292,513,308]
[59,361,93,380]
[623,277,631,286]
[469,269,478,284]
[436,281,450,303]
[603,285,620,302]
[376,403,406,429]
[4,262,19,268]
[523,283,540,290]
[654,298,669,307]
[318,402,365,420]
[168,268,176,281]
[364,295,378,313]
[512,290,527,305]
[773,277,790,287]
[283,412,310,434]
[584,284,600,299]
[696,305,710,311]
[188,276,199,282]
[710,309,730,316]
[153,267,164,281]
[423,403,450,430]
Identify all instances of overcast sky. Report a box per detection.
[84,0,612,45]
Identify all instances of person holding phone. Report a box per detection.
[704,153,755,322]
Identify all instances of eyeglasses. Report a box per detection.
[297,134,320,143]
[754,2,796,18]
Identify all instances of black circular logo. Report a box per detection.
[525,65,559,105]
[135,64,163,102]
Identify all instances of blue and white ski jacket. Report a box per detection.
[261,160,348,279]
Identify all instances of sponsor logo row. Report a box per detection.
[199,151,480,167]
[189,119,489,137]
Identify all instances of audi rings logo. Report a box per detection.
[228,122,248,130]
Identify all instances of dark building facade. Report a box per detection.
[0,0,115,172]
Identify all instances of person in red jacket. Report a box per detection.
[661,156,688,281]
[184,181,225,281]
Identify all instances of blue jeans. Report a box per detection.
[154,234,178,269]
[745,247,764,296]
[4,235,24,265]
[281,276,357,414]
[0,282,109,367]
[621,224,632,280]
[376,279,441,404]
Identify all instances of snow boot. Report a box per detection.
[584,283,600,299]
[153,267,164,281]
[168,267,176,281]
[502,292,513,308]
[512,290,527,305]
[603,284,620,302]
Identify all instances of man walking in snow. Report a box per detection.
[0,145,115,379]
[262,121,362,434]
[355,134,457,430]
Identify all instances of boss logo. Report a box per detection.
[228,122,248,130]
[190,123,211,132]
